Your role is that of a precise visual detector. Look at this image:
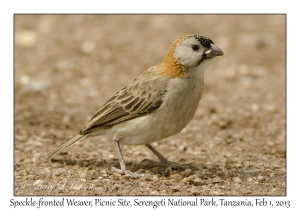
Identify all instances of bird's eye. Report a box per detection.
[192,45,199,51]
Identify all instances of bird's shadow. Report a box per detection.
[49,156,199,177]
[49,155,242,179]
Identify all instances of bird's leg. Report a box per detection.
[143,144,189,170]
[110,140,149,178]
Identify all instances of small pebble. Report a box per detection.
[150,191,159,195]
[53,168,67,176]
[193,178,203,185]
[233,177,242,183]
[257,176,265,181]
[189,186,200,195]
[79,172,87,178]
[180,168,193,177]
[169,174,182,180]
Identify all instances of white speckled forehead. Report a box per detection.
[185,34,214,48]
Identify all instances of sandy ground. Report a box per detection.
[14,15,285,195]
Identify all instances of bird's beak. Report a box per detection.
[205,44,224,58]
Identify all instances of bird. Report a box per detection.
[48,34,224,178]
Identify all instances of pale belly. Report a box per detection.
[108,78,203,145]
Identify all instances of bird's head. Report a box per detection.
[158,34,223,78]
[174,34,224,67]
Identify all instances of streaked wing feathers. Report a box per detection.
[80,68,168,135]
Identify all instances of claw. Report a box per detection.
[144,144,190,170]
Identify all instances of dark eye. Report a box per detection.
[192,45,199,51]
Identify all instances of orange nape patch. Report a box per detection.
[156,37,185,78]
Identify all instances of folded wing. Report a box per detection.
[80,67,169,135]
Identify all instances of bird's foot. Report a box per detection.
[141,159,190,170]
[110,166,151,178]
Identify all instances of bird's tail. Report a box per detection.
[48,134,89,164]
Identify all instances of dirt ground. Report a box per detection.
[14,15,286,196]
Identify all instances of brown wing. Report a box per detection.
[80,67,169,135]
